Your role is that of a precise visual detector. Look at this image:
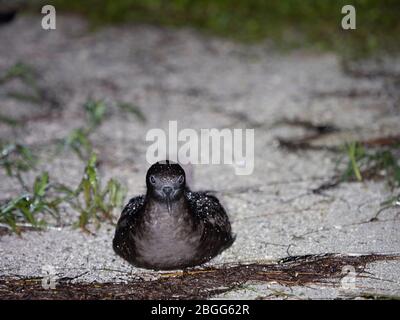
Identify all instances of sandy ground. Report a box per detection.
[0,15,399,299]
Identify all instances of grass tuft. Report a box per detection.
[0,62,37,87]
[0,172,61,234]
[59,99,145,160]
[340,141,400,217]
[0,153,126,234]
[84,100,108,129]
[116,102,147,123]
[0,142,37,190]
[63,153,126,231]
[61,128,93,160]
[341,142,400,187]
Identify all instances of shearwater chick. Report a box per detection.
[113,161,234,270]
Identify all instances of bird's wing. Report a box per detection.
[122,195,145,217]
[115,195,145,229]
[113,195,145,259]
[186,191,233,236]
[186,190,235,257]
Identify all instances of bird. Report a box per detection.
[113,160,234,270]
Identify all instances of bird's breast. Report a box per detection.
[132,201,203,268]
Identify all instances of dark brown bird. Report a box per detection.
[113,161,234,270]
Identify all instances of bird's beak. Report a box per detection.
[162,186,173,212]
[166,196,171,213]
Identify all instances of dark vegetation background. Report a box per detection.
[44,0,400,57]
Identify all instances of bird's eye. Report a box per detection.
[178,175,184,184]
[150,175,156,184]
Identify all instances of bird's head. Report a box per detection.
[146,160,186,204]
